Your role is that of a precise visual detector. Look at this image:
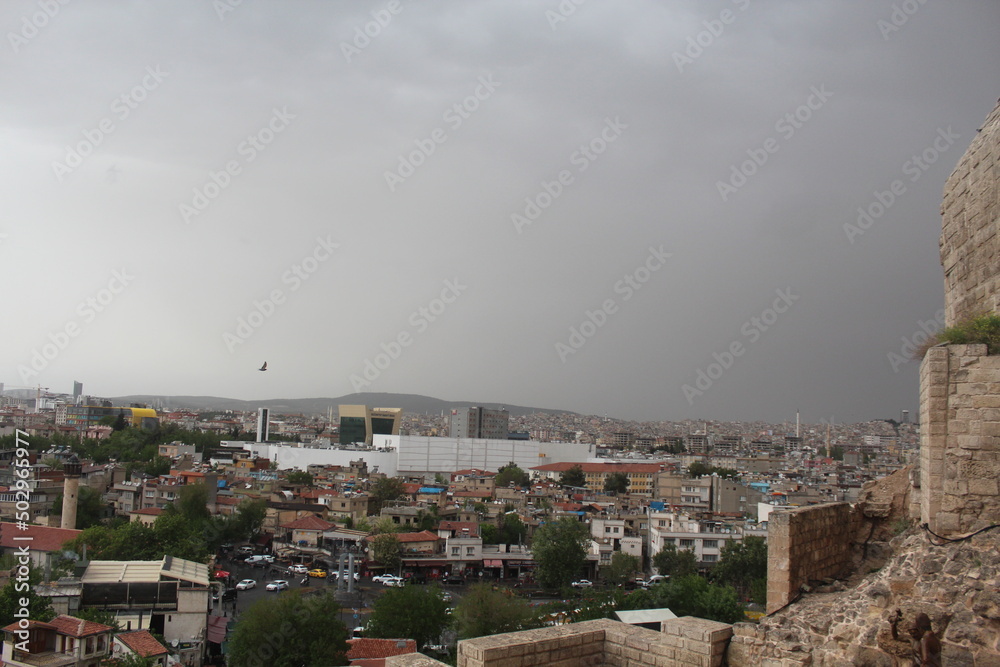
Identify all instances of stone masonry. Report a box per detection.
[939,100,1000,327]
[766,502,858,613]
[920,343,1000,535]
[388,617,734,667]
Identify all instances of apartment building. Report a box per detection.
[647,510,747,569]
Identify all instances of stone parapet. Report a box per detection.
[766,502,857,614]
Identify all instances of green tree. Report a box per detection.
[652,542,698,578]
[603,472,629,495]
[112,411,129,431]
[366,584,450,649]
[495,463,530,489]
[498,513,526,545]
[371,477,406,513]
[646,575,743,623]
[372,533,401,572]
[531,518,590,589]
[285,471,313,486]
[454,584,536,639]
[227,590,349,667]
[558,465,587,488]
[143,456,171,477]
[0,568,55,628]
[479,523,499,544]
[712,536,767,603]
[50,485,106,529]
[173,483,211,524]
[604,551,639,586]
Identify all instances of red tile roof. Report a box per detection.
[365,530,439,544]
[438,521,478,536]
[46,615,113,638]
[116,630,169,657]
[130,507,164,516]
[280,515,336,531]
[0,523,81,553]
[347,637,416,664]
[451,490,492,498]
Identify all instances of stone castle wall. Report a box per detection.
[766,502,858,613]
[920,343,1000,535]
[939,101,1000,327]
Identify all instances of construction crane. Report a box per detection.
[1,385,51,413]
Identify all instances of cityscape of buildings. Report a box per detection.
[0,380,926,664]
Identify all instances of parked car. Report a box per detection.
[308,569,328,578]
[647,575,667,585]
[235,579,256,590]
[236,546,254,556]
[288,564,309,574]
[384,578,405,587]
[245,555,273,566]
[372,574,402,585]
[332,571,360,582]
[266,580,290,591]
[571,580,593,589]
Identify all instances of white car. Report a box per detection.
[288,564,309,574]
[266,580,289,591]
[333,571,361,582]
[235,579,256,590]
[372,574,401,585]
[571,580,593,588]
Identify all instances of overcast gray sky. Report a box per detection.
[2,0,997,424]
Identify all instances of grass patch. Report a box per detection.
[916,313,1000,357]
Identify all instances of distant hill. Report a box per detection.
[109,392,576,418]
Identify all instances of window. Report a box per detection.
[703,554,717,562]
[451,547,459,556]
[658,520,665,527]
[703,540,718,548]
[679,539,694,548]
[466,547,475,556]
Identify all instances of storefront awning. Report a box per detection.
[483,559,503,567]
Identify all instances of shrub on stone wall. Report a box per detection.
[917,313,1000,357]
